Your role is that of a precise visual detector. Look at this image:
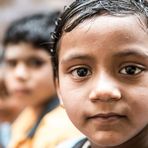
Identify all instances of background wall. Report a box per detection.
[0,0,73,51]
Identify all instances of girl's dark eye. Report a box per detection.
[119,65,144,75]
[71,67,91,78]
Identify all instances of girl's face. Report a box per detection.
[4,43,55,107]
[57,15,148,147]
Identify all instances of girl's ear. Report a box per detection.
[55,78,64,107]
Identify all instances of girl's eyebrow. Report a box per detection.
[60,48,148,64]
[114,49,148,58]
[61,53,95,64]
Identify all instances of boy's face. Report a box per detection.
[4,43,55,107]
[57,15,148,146]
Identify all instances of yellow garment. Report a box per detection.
[8,106,83,148]
[8,107,38,148]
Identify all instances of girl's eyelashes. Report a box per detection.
[119,65,145,75]
[70,67,92,79]
[67,63,145,81]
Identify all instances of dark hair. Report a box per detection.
[3,11,60,54]
[49,0,148,77]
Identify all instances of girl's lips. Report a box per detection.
[88,112,126,122]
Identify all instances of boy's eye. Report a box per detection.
[28,59,45,67]
[5,60,17,68]
[71,67,91,78]
[119,65,144,75]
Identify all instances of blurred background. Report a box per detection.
[0,1,74,147]
[0,0,73,51]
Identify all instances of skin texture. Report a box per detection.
[56,15,148,148]
[4,42,55,108]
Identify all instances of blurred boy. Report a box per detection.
[3,12,82,148]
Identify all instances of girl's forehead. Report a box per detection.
[74,14,146,32]
[59,14,148,59]
[61,15,147,44]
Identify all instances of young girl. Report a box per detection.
[50,0,148,147]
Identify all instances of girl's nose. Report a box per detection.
[14,63,29,81]
[89,73,121,102]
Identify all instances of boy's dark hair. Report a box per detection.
[3,11,60,53]
[49,0,148,77]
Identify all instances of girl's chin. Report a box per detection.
[89,133,126,147]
